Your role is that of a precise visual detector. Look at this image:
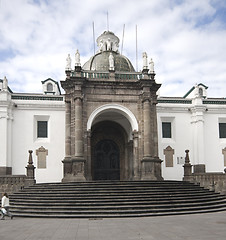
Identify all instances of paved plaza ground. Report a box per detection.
[1,211,226,240]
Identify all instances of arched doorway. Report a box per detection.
[91,121,130,180]
[93,139,120,180]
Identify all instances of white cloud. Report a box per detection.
[0,0,226,97]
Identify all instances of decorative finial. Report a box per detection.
[28,150,33,165]
[75,50,81,67]
[149,58,154,73]
[65,54,72,71]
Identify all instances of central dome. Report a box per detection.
[82,31,135,72]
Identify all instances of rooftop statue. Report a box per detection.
[75,50,81,66]
[2,76,8,90]
[142,52,148,70]
[109,52,115,71]
[149,58,154,73]
[65,54,72,70]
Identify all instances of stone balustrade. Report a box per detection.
[0,150,36,196]
[0,175,27,195]
[185,173,226,195]
[183,150,226,195]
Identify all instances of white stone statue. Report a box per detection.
[149,58,154,73]
[112,41,119,52]
[142,52,148,70]
[107,38,112,51]
[65,54,72,70]
[2,76,8,90]
[194,84,200,97]
[109,53,114,70]
[75,49,81,66]
[99,39,106,52]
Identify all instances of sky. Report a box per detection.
[0,0,226,97]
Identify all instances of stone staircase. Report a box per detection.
[9,180,226,218]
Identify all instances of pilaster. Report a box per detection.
[191,97,206,173]
[0,87,13,175]
[140,72,163,180]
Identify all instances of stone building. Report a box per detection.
[1,30,226,184]
[61,31,162,182]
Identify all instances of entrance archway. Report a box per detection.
[91,121,130,180]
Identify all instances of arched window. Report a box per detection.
[47,83,53,92]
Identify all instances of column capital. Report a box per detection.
[132,130,139,138]
[74,96,83,101]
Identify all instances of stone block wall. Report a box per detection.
[185,173,226,195]
[0,175,27,196]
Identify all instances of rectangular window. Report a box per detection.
[162,122,171,138]
[219,123,226,138]
[37,121,48,138]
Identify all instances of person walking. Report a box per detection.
[1,193,13,220]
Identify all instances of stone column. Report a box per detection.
[65,101,71,158]
[143,98,152,157]
[74,97,83,157]
[151,93,159,157]
[62,100,72,182]
[72,97,85,181]
[133,130,139,180]
[141,84,163,180]
[86,130,92,180]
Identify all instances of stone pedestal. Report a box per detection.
[183,149,193,181]
[62,157,86,182]
[25,150,36,186]
[141,156,163,180]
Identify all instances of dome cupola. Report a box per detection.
[82,31,135,72]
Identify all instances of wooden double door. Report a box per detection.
[93,139,120,180]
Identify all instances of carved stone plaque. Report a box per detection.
[36,146,48,168]
[164,146,174,167]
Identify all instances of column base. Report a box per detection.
[62,157,86,182]
[141,156,163,181]
[183,163,193,181]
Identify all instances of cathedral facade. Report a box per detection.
[1,31,226,183]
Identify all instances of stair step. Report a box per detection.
[10,180,226,218]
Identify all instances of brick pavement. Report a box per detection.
[1,212,226,240]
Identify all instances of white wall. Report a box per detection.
[203,107,226,172]
[158,100,226,181]
[157,103,193,180]
[11,99,65,183]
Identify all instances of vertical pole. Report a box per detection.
[107,11,109,31]
[121,24,125,55]
[136,25,138,72]
[92,22,96,55]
